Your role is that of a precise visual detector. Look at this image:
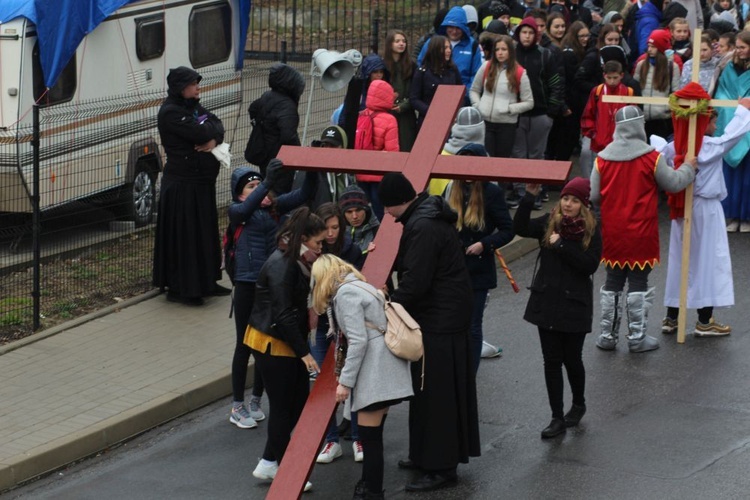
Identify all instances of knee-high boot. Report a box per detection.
[596,287,622,350]
[626,288,660,353]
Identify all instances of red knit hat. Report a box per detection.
[561,177,590,207]
[647,29,672,53]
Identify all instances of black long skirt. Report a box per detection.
[408,330,481,471]
[152,175,222,298]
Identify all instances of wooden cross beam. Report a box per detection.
[602,29,738,344]
[268,84,572,498]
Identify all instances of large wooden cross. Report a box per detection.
[602,29,737,344]
[268,85,571,498]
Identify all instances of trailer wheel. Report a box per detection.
[123,161,156,227]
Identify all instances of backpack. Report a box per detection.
[354,110,379,151]
[244,98,270,167]
[222,223,244,285]
[346,281,425,389]
[593,83,634,102]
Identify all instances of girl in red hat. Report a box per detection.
[633,29,681,139]
[513,177,602,438]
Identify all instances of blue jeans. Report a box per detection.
[470,289,489,374]
[311,320,359,442]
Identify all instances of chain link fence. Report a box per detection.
[0,0,464,342]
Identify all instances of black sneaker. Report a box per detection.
[506,194,520,209]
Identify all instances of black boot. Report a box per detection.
[541,418,566,438]
[352,479,366,499]
[363,489,385,500]
[405,470,457,492]
[564,404,586,427]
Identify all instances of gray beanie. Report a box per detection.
[444,107,486,154]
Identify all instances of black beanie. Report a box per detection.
[378,173,417,207]
[235,171,263,196]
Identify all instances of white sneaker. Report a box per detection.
[741,221,750,233]
[253,460,312,491]
[353,440,364,462]
[316,441,342,464]
[481,341,502,358]
[229,405,257,429]
[253,460,278,480]
[727,219,739,232]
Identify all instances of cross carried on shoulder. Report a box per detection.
[266,85,571,498]
[602,29,738,344]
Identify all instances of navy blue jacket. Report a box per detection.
[227,166,316,283]
[447,182,514,290]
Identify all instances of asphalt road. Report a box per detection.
[9,205,750,500]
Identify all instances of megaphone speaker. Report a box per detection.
[313,49,356,92]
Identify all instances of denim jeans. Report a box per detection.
[470,289,489,374]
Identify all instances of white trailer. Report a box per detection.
[0,0,248,227]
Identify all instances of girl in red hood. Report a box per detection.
[355,79,400,222]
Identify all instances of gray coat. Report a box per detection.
[334,276,414,412]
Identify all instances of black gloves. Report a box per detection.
[264,158,295,195]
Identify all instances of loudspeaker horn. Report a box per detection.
[312,49,363,92]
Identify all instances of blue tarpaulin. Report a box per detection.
[0,0,251,89]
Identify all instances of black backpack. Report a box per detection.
[244,97,271,168]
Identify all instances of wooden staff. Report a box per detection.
[495,249,520,293]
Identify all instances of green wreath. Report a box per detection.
[668,94,711,119]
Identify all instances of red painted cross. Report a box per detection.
[270,85,571,498]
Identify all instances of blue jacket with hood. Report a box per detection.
[227,167,316,283]
[416,6,483,97]
[635,2,663,58]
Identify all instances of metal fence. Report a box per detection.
[0,0,466,342]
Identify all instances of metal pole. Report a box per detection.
[301,60,317,146]
[291,0,298,56]
[280,40,287,64]
[371,17,380,54]
[32,105,41,331]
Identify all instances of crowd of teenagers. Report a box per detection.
[150,0,750,497]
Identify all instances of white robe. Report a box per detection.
[662,105,750,309]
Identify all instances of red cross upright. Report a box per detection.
[269,85,571,498]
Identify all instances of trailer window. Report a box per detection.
[189,1,232,68]
[135,14,165,61]
[32,43,76,106]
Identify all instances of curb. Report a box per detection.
[0,233,542,493]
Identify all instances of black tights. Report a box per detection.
[359,414,388,494]
[538,329,587,420]
[233,282,263,401]
[667,306,713,324]
[253,348,309,462]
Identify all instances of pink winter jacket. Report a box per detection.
[357,79,399,182]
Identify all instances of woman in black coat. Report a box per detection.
[153,66,226,305]
[410,35,463,130]
[444,144,513,373]
[513,177,601,439]
[247,207,327,492]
